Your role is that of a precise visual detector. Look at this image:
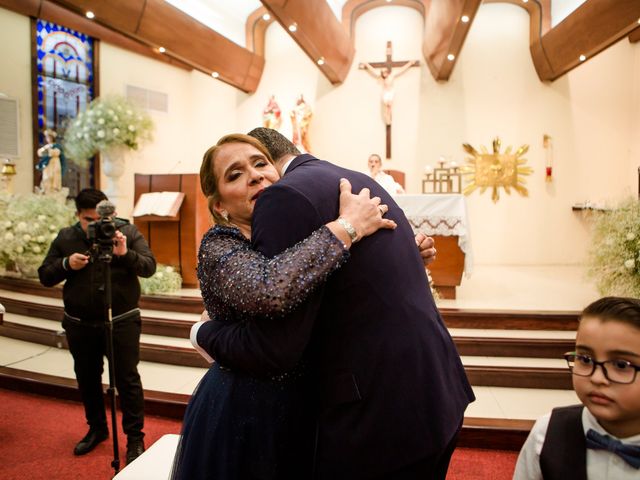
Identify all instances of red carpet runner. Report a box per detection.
[0,388,517,479]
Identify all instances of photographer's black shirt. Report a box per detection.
[38,219,157,322]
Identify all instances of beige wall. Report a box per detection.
[1,4,638,267]
[0,8,33,194]
[99,42,238,216]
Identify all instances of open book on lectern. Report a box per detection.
[132,191,185,218]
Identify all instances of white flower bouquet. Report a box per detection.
[139,264,183,295]
[587,197,640,297]
[0,193,76,278]
[63,95,153,167]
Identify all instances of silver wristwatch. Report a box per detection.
[337,217,358,242]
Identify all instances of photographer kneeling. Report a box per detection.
[38,188,156,464]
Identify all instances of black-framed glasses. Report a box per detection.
[564,352,640,384]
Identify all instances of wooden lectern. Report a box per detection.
[429,236,464,299]
[134,174,210,288]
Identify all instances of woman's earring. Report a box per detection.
[220,210,229,221]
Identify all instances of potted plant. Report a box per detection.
[63,95,154,202]
[587,197,640,297]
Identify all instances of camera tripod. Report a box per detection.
[102,256,121,475]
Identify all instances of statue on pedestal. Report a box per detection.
[290,94,312,153]
[36,129,66,194]
[262,95,282,130]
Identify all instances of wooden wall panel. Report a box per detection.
[0,0,40,16]
[341,0,427,40]
[422,0,481,81]
[54,0,145,32]
[0,0,192,70]
[246,6,275,57]
[0,0,265,92]
[137,0,263,92]
[536,0,640,81]
[261,0,354,84]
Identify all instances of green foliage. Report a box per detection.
[587,198,640,297]
[0,192,76,278]
[139,264,182,296]
[63,95,154,167]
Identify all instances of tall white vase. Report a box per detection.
[101,146,127,210]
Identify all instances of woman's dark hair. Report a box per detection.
[581,296,640,330]
[200,133,274,225]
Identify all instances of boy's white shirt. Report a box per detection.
[513,406,640,479]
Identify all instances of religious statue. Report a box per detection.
[359,59,419,127]
[262,95,282,130]
[36,129,66,194]
[290,94,312,153]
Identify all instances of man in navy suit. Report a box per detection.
[196,128,474,479]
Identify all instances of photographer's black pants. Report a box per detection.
[63,312,145,439]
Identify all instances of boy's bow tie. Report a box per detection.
[586,428,640,469]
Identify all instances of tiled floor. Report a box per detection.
[0,264,594,420]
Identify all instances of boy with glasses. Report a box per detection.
[514,296,640,479]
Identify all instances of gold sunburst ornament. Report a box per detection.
[460,137,533,203]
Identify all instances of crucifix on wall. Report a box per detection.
[359,41,420,159]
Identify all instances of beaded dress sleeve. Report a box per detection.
[197,224,349,321]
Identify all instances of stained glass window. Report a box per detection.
[34,19,96,194]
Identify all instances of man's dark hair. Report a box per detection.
[582,296,640,330]
[247,127,301,162]
[75,188,107,211]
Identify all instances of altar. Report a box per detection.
[392,194,473,299]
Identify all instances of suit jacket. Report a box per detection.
[197,154,474,479]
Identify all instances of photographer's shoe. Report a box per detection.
[73,429,108,456]
[126,437,145,464]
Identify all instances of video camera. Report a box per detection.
[87,200,119,263]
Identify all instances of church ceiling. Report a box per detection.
[1,0,639,91]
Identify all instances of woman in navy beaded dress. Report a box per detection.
[171,134,398,480]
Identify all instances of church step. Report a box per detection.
[0,363,534,451]
[1,277,581,330]
[1,289,578,346]
[0,276,204,314]
[0,317,573,389]
[2,307,575,360]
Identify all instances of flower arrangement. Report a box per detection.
[0,192,76,278]
[587,197,640,297]
[139,264,183,295]
[63,95,154,167]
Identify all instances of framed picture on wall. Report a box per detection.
[31,18,99,197]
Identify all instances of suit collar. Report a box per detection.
[283,154,317,176]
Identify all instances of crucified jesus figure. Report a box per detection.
[359,59,419,126]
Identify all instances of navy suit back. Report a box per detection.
[251,155,474,479]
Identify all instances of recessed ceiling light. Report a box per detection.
[461,15,470,23]
[317,57,325,66]
[288,23,297,32]
[262,13,271,21]
[579,54,586,62]
[447,54,455,61]
[85,11,95,19]
[386,0,393,3]
[158,47,166,53]
[211,71,219,78]
[522,0,528,3]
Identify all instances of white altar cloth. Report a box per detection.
[114,434,179,479]
[392,194,474,275]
